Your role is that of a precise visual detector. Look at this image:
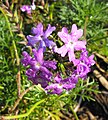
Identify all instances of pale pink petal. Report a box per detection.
[56,45,68,57]
[58,31,70,44]
[68,48,75,62]
[74,41,86,50]
[77,29,83,39]
[62,27,68,33]
[71,24,77,33]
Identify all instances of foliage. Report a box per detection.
[0,0,107,119]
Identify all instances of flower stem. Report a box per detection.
[1,98,45,119]
[70,105,79,120]
[11,85,35,112]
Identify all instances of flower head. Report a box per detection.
[20,5,31,14]
[21,48,57,87]
[20,1,36,14]
[27,23,56,51]
[55,24,86,62]
[73,50,95,79]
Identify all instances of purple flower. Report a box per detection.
[55,24,86,62]
[76,62,90,79]
[73,50,95,79]
[73,50,95,67]
[20,1,36,14]
[45,84,63,95]
[45,74,77,95]
[21,48,57,87]
[27,72,50,88]
[80,50,95,67]
[20,5,31,14]
[27,23,56,51]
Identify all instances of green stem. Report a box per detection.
[2,98,45,119]
[0,7,20,66]
[70,106,79,120]
[44,109,60,120]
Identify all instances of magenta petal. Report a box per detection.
[21,5,31,14]
[62,27,68,33]
[62,83,75,90]
[54,74,62,83]
[45,84,63,95]
[21,51,32,66]
[73,59,80,66]
[26,69,35,78]
[88,54,95,66]
[43,61,57,70]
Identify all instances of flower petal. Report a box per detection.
[43,61,57,70]
[56,45,68,57]
[44,24,56,38]
[68,48,75,62]
[27,35,41,46]
[45,84,63,95]
[31,23,43,35]
[74,40,86,50]
[44,38,56,49]
[77,29,83,39]
[32,48,43,64]
[58,28,70,43]
[38,40,46,51]
[71,24,77,33]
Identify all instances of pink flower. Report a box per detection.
[20,5,31,14]
[56,24,86,62]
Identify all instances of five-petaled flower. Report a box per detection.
[55,24,86,62]
[27,23,56,51]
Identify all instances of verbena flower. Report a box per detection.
[21,23,95,95]
[20,1,36,14]
[26,71,51,88]
[21,48,57,86]
[55,24,86,62]
[20,5,32,14]
[73,50,95,79]
[45,74,78,95]
[27,23,56,51]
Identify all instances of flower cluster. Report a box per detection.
[21,23,95,94]
[21,48,57,88]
